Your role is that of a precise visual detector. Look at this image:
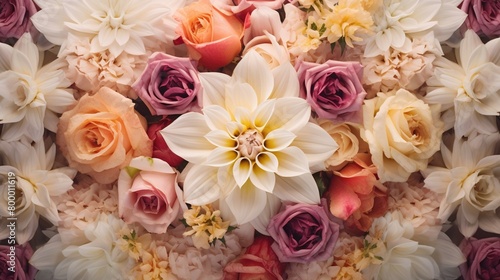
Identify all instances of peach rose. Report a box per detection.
[57,87,152,184]
[174,0,244,70]
[324,153,388,235]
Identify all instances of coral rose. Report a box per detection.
[174,0,244,70]
[224,235,286,280]
[57,87,152,184]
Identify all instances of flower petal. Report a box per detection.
[263,129,296,152]
[183,165,221,205]
[160,112,214,164]
[203,105,232,131]
[274,147,310,177]
[232,49,274,103]
[225,181,267,224]
[249,164,275,193]
[273,173,320,204]
[225,82,258,115]
[252,99,275,132]
[200,72,230,107]
[233,157,252,187]
[292,122,338,169]
[256,152,278,173]
[270,62,300,99]
[263,97,310,134]
[204,147,239,167]
[204,130,237,148]
[250,194,282,235]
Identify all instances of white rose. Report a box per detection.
[243,33,290,69]
[318,119,361,170]
[362,89,443,182]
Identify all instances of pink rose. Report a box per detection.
[461,0,500,39]
[296,60,366,123]
[459,237,500,280]
[132,52,201,116]
[147,117,185,169]
[174,0,244,70]
[266,202,340,263]
[224,235,286,280]
[324,153,388,235]
[0,244,36,280]
[118,156,183,234]
[0,0,37,40]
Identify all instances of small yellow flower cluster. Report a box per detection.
[182,204,232,249]
[292,0,377,53]
[118,230,175,280]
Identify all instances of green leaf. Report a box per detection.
[314,171,327,196]
[125,166,141,178]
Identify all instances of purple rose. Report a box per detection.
[461,0,500,39]
[0,0,37,40]
[459,237,500,280]
[0,244,37,280]
[296,60,366,123]
[266,202,340,263]
[132,52,201,116]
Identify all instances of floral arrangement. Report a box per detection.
[0,0,499,279]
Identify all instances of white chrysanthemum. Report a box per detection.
[361,212,441,280]
[0,140,76,244]
[364,0,466,57]
[31,0,184,57]
[425,30,500,137]
[0,33,75,142]
[161,50,337,229]
[422,133,500,238]
[30,213,135,280]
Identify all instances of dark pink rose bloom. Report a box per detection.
[0,243,37,280]
[0,0,37,40]
[224,235,286,280]
[267,202,340,263]
[459,237,500,280]
[296,60,367,123]
[147,117,185,169]
[461,0,500,39]
[132,52,201,116]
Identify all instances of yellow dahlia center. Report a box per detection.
[237,129,264,160]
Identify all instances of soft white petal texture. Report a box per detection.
[249,194,282,235]
[225,82,258,115]
[291,122,338,168]
[270,62,300,99]
[161,113,215,164]
[226,181,267,224]
[183,165,221,206]
[232,157,252,187]
[274,147,310,177]
[232,50,274,103]
[263,129,296,152]
[249,164,275,193]
[478,211,500,235]
[263,97,311,134]
[204,147,239,167]
[252,99,276,131]
[273,173,320,204]
[200,72,231,107]
[203,106,232,131]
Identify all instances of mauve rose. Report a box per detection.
[224,235,286,280]
[147,117,185,169]
[461,0,500,39]
[296,60,366,123]
[0,0,37,40]
[459,237,500,280]
[133,52,201,116]
[118,156,183,234]
[267,202,340,263]
[0,244,36,280]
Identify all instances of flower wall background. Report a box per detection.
[0,0,499,279]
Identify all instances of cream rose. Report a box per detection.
[361,89,443,182]
[319,119,361,170]
[57,87,152,184]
